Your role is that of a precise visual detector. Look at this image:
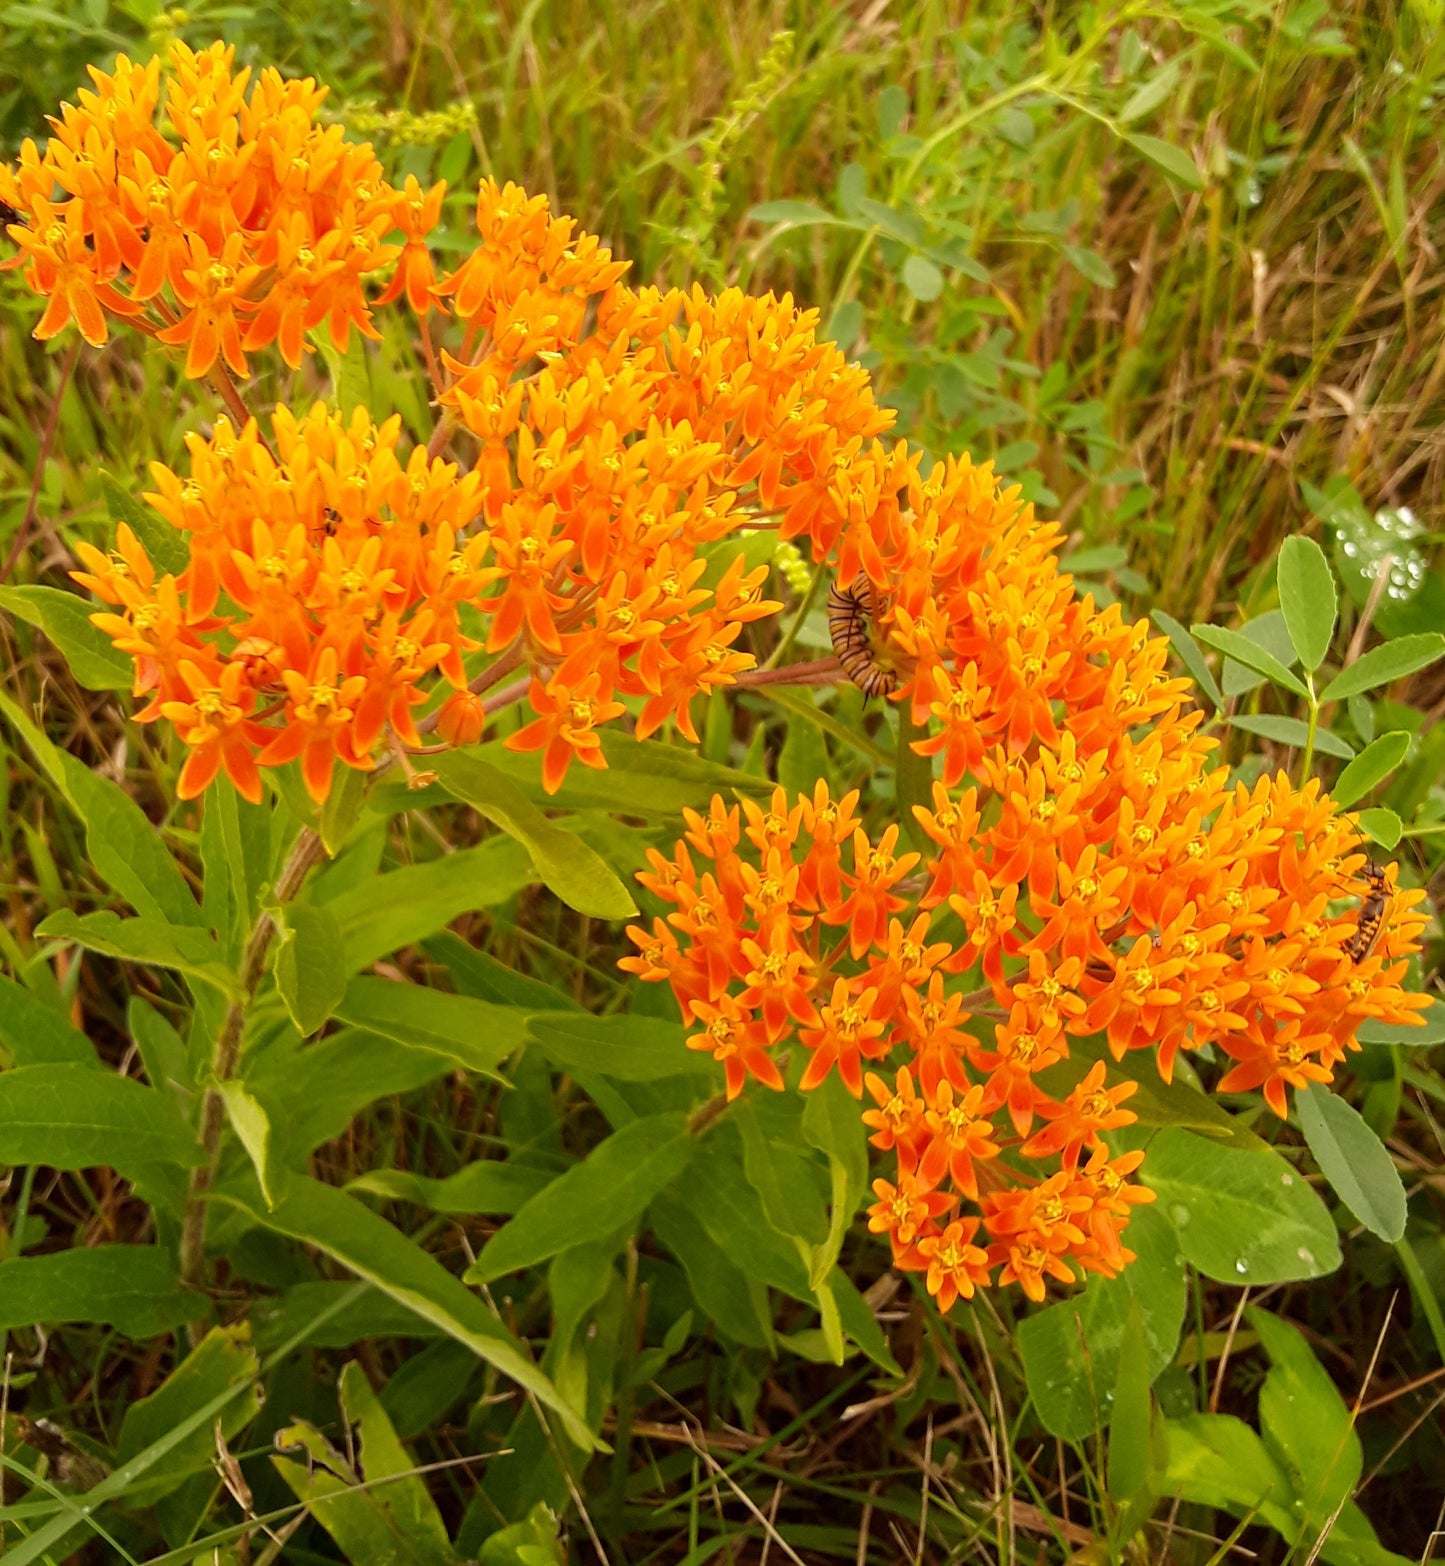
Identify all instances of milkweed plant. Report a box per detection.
[0,41,1441,1564]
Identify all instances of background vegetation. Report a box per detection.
[0,1,1442,1562]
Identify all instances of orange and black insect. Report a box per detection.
[828,571,898,698]
[1345,860,1391,963]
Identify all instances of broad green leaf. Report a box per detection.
[0,973,97,1066]
[117,1325,263,1506]
[1118,56,1182,122]
[1017,1204,1185,1442]
[651,1193,773,1349]
[0,691,203,926]
[1357,805,1401,849]
[329,838,534,971]
[735,1096,829,1248]
[319,760,369,857]
[336,1361,456,1565]
[37,908,237,997]
[896,702,934,853]
[0,1246,203,1337]
[335,975,526,1075]
[901,254,943,301]
[467,1112,695,1283]
[248,1028,464,1163]
[1332,730,1411,808]
[1106,1298,1154,1516]
[1358,996,1445,1047]
[429,750,636,919]
[1238,713,1348,757]
[1161,1413,1296,1535]
[1319,632,1445,702]
[526,1011,713,1081]
[1061,243,1116,287]
[1124,132,1204,189]
[477,1501,564,1566]
[274,901,347,1035]
[747,199,842,228]
[252,1282,446,1354]
[128,996,191,1099]
[99,468,188,575]
[1228,713,1354,760]
[1191,623,1309,697]
[1276,536,1337,670]
[218,1078,279,1209]
[1295,1084,1407,1241]
[349,1161,553,1216]
[0,1063,201,1178]
[1250,1307,1362,1528]
[801,1072,869,1287]
[1151,611,1222,709]
[1141,1126,1340,1284]
[216,1172,590,1448]
[1219,609,1298,698]
[0,583,132,689]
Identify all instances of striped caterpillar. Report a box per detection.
[827,571,899,698]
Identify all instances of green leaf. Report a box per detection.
[800,1073,869,1288]
[1061,243,1116,287]
[467,1112,695,1284]
[0,1063,201,1179]
[116,1325,263,1506]
[349,1161,553,1216]
[1295,1084,1407,1241]
[1227,713,1354,759]
[1151,610,1222,709]
[0,583,132,689]
[1106,1298,1154,1516]
[319,761,369,857]
[325,1360,457,1565]
[428,750,636,919]
[1332,730,1411,808]
[1276,536,1337,671]
[335,975,527,1075]
[274,901,347,1035]
[747,198,842,228]
[478,1501,564,1566]
[216,1172,590,1448]
[1018,1204,1185,1442]
[0,1246,203,1338]
[896,702,934,853]
[1357,806,1401,849]
[329,838,534,971]
[1319,633,1445,702]
[0,691,203,926]
[117,1321,261,1503]
[0,973,98,1067]
[218,1078,279,1209]
[1118,57,1183,122]
[901,254,943,301]
[1250,1307,1363,1529]
[1358,996,1445,1047]
[99,468,189,575]
[1141,1126,1340,1284]
[735,1097,829,1247]
[37,908,237,997]
[526,1012,714,1081]
[1191,623,1309,698]
[1161,1413,1297,1535]
[1124,132,1204,189]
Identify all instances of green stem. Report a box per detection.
[1299,674,1319,784]
[177,826,326,1305]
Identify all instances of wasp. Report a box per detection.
[1345,859,1391,964]
[321,506,341,536]
[827,572,898,698]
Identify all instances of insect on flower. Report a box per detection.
[828,571,899,698]
[1346,859,1391,964]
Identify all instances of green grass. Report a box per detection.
[0,2,1443,1563]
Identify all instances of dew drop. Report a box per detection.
[1234,1258,1249,1275]
[1281,1172,1294,1186]
[1170,1203,1192,1228]
[1297,1245,1316,1270]
[1341,539,1358,558]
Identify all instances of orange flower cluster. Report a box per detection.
[622,490,1430,1303]
[0,42,440,373]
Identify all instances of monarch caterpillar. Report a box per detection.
[827,571,898,698]
[1345,860,1391,964]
